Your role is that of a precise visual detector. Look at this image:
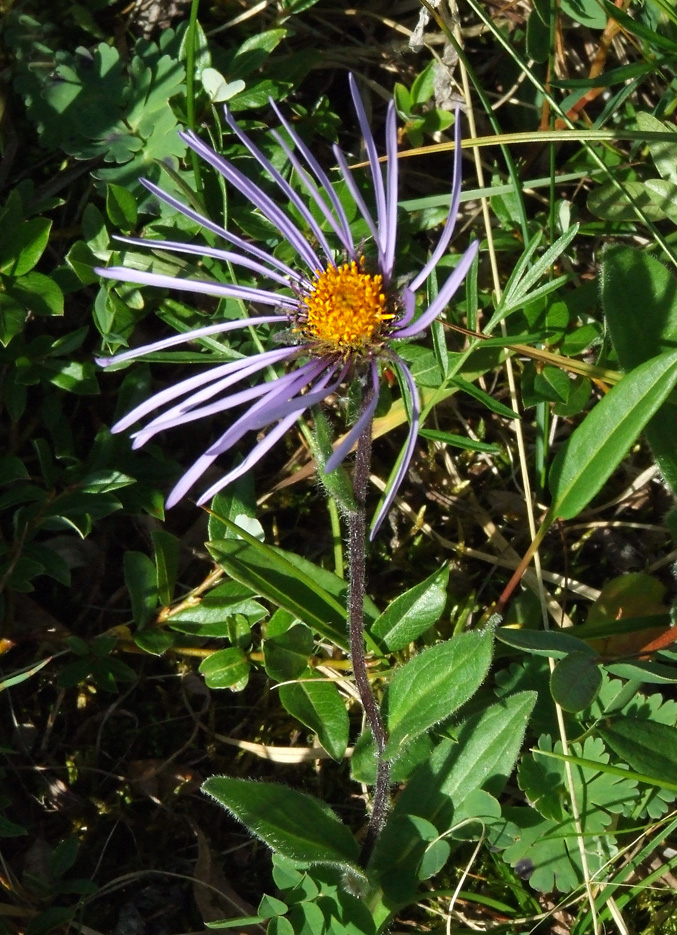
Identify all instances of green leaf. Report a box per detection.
[598,718,677,787]
[106,183,138,231]
[0,217,51,276]
[550,652,603,711]
[383,628,493,757]
[487,225,578,330]
[208,482,264,543]
[66,240,101,285]
[561,0,607,28]
[498,810,584,893]
[204,916,265,930]
[451,375,519,419]
[228,79,292,112]
[4,271,64,317]
[371,564,449,651]
[604,659,677,683]
[548,349,677,520]
[588,178,677,223]
[0,814,27,837]
[309,407,357,513]
[199,648,250,690]
[0,456,29,484]
[203,776,360,867]
[418,428,500,453]
[527,7,551,62]
[0,300,26,345]
[151,528,179,606]
[394,82,412,117]
[50,836,78,877]
[208,537,378,650]
[268,918,294,935]
[636,112,677,183]
[46,360,98,394]
[496,626,597,658]
[264,623,314,681]
[168,581,266,637]
[279,673,349,761]
[79,470,136,494]
[134,629,174,656]
[123,551,157,627]
[533,365,573,403]
[602,246,677,493]
[258,894,288,919]
[229,29,288,80]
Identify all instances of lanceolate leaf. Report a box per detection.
[279,675,349,761]
[548,348,677,520]
[496,626,597,658]
[602,245,677,493]
[371,564,449,651]
[383,628,493,757]
[208,538,351,649]
[203,776,360,867]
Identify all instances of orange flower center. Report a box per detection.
[302,259,393,352]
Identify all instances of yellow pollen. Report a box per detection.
[302,259,393,352]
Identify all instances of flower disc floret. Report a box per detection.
[301,259,393,353]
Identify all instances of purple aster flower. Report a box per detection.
[96,75,478,538]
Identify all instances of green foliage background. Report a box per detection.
[3,0,677,932]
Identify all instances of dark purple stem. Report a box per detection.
[347,390,390,863]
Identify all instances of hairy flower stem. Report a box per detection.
[347,394,390,863]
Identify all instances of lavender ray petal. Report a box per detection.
[140,179,303,282]
[348,74,387,248]
[125,348,303,440]
[383,100,399,281]
[268,101,354,250]
[325,359,380,473]
[132,360,320,445]
[393,287,416,330]
[203,360,324,458]
[195,410,301,505]
[181,131,322,272]
[95,266,297,308]
[164,361,323,505]
[165,450,218,507]
[409,109,464,292]
[333,144,384,269]
[113,235,295,288]
[114,346,296,433]
[255,362,346,426]
[270,129,354,255]
[96,315,288,367]
[222,109,335,262]
[369,360,420,539]
[393,240,479,338]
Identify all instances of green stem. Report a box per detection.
[185,0,204,197]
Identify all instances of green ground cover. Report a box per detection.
[2,0,677,931]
